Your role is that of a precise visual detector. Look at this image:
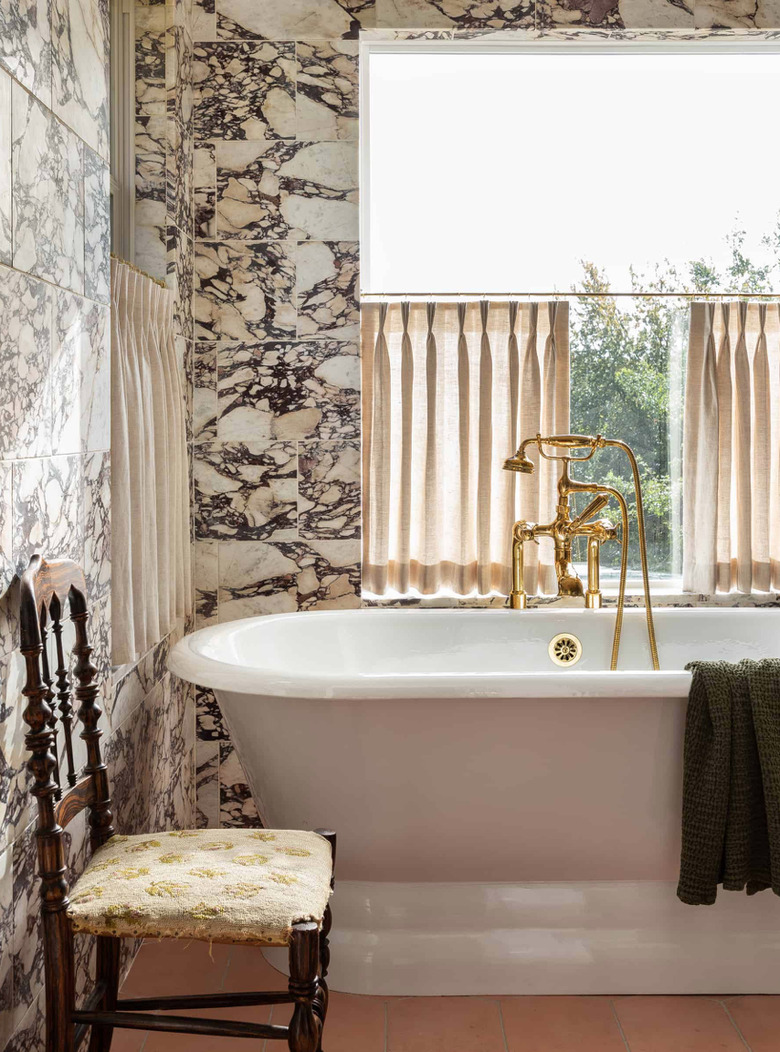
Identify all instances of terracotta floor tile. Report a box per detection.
[501,995,626,1051]
[107,1030,147,1051]
[222,944,288,991]
[613,996,746,1051]
[120,939,231,998]
[388,996,505,1052]
[724,995,780,1051]
[323,991,387,1052]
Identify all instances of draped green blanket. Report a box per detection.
[678,658,780,906]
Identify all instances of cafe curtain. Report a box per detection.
[362,300,570,597]
[683,301,780,594]
[111,258,192,664]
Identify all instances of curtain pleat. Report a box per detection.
[684,301,780,595]
[111,259,192,664]
[362,300,570,596]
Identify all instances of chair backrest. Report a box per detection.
[19,554,114,880]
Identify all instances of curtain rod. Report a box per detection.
[361,291,780,300]
[111,252,168,290]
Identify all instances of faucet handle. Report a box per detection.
[570,494,611,533]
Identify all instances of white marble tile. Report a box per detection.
[84,449,111,604]
[51,290,110,455]
[216,0,375,40]
[51,0,110,159]
[215,140,358,240]
[12,455,85,572]
[12,85,85,293]
[0,70,11,265]
[0,844,13,1049]
[296,240,359,340]
[694,0,780,24]
[0,0,51,104]
[0,463,11,595]
[194,239,296,340]
[0,265,52,460]
[296,40,358,142]
[378,0,534,26]
[194,539,219,626]
[84,145,110,302]
[195,739,220,827]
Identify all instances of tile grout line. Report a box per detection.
[609,998,633,1052]
[497,998,510,1052]
[718,998,755,1051]
[383,998,389,1052]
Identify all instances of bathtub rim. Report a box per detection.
[166,606,779,700]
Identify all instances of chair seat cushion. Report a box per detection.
[67,828,333,946]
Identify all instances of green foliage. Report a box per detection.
[569,223,780,577]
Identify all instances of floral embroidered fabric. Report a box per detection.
[67,828,333,945]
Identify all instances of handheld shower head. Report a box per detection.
[503,450,535,474]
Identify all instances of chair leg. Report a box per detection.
[313,904,331,1050]
[288,923,321,1052]
[88,936,120,1052]
[44,910,76,1052]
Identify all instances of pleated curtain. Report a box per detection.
[111,259,192,664]
[683,302,780,594]
[362,301,570,596]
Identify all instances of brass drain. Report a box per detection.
[548,633,583,667]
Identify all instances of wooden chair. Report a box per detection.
[18,554,336,1052]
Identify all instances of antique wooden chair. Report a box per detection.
[19,554,336,1052]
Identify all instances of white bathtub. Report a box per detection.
[170,607,780,995]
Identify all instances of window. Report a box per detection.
[362,41,780,589]
[362,43,780,297]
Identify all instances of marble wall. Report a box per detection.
[187,1,780,828]
[0,0,196,1043]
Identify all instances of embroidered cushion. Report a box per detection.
[67,828,332,946]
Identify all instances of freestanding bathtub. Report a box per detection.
[169,606,780,995]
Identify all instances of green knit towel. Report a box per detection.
[678,658,780,906]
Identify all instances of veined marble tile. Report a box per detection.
[299,440,361,539]
[193,341,217,440]
[12,455,84,573]
[536,0,623,25]
[168,225,194,341]
[0,0,51,104]
[196,684,226,739]
[218,742,260,828]
[297,240,359,340]
[194,240,296,341]
[84,450,111,604]
[193,41,295,141]
[0,642,34,855]
[51,0,110,160]
[216,0,375,39]
[0,463,11,594]
[217,537,361,620]
[135,195,168,280]
[195,739,219,827]
[166,118,193,237]
[5,993,44,1052]
[136,115,166,207]
[193,0,215,38]
[12,87,85,294]
[194,441,297,540]
[0,844,13,1048]
[194,540,218,626]
[0,70,10,265]
[84,146,110,302]
[0,266,52,460]
[297,40,358,142]
[137,1,166,85]
[52,291,110,455]
[215,140,358,241]
[195,142,217,237]
[694,0,779,25]
[217,339,360,441]
[12,823,41,1028]
[377,0,533,26]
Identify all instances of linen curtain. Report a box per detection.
[362,301,570,596]
[683,302,780,594]
[111,258,192,664]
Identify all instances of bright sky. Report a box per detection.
[366,50,780,294]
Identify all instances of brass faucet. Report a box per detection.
[504,433,660,671]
